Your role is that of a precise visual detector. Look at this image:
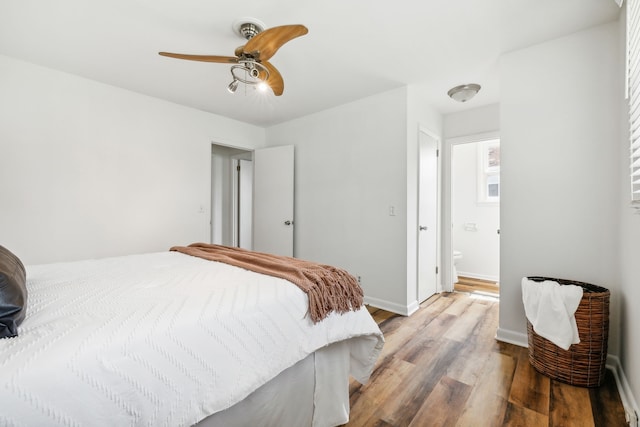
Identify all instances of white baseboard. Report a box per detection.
[406,300,419,316]
[457,271,499,283]
[363,295,419,316]
[495,327,528,348]
[607,355,639,427]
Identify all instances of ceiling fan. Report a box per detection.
[159,19,308,96]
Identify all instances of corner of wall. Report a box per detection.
[495,327,528,348]
[364,295,419,317]
[607,355,639,427]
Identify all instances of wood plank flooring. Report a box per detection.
[454,276,499,297]
[342,292,627,427]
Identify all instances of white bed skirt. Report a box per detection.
[197,340,352,427]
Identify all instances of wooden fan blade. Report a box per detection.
[243,25,308,61]
[260,61,284,96]
[159,52,238,63]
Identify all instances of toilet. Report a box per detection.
[453,250,463,284]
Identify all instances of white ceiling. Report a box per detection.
[0,1,621,127]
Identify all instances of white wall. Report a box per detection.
[444,104,500,140]
[265,86,442,314]
[619,104,640,423]
[618,6,640,414]
[452,142,500,281]
[265,88,408,312]
[0,55,265,264]
[498,21,621,364]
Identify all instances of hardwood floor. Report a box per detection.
[343,292,627,427]
[454,276,500,297]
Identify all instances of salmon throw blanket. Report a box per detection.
[170,243,364,323]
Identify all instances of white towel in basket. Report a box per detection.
[521,277,583,350]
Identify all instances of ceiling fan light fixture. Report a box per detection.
[447,83,481,103]
[227,79,239,94]
[227,61,270,95]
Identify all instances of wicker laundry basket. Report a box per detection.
[525,276,610,388]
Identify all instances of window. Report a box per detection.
[628,0,640,204]
[477,139,500,204]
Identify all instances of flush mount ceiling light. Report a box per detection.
[447,83,481,103]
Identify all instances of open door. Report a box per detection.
[253,145,294,256]
[418,130,439,302]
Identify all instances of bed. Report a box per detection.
[0,244,384,427]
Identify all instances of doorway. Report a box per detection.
[210,143,295,256]
[210,144,253,248]
[449,134,500,297]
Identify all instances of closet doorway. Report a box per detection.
[449,134,500,297]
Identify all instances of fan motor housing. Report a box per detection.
[232,18,265,40]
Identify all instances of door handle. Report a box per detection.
[419,226,428,231]
[284,220,294,226]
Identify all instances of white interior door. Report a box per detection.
[253,145,294,256]
[418,130,439,302]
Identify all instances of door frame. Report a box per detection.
[233,158,253,249]
[417,125,442,301]
[443,130,500,292]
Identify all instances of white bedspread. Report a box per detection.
[0,251,383,427]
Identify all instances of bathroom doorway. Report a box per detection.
[449,134,500,297]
